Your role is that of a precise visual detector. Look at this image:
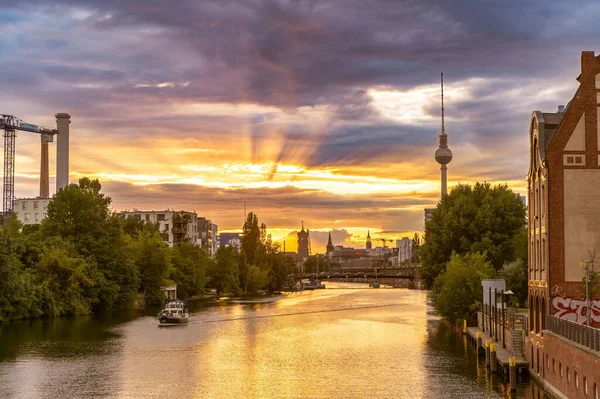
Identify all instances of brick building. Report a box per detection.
[527,51,600,398]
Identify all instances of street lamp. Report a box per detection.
[580,260,593,326]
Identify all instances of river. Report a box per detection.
[0,283,549,398]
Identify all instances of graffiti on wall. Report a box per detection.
[551,285,600,324]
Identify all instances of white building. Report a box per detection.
[396,237,414,263]
[13,197,51,225]
[121,210,199,247]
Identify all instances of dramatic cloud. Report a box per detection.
[1,0,598,244]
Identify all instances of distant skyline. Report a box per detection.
[2,0,599,247]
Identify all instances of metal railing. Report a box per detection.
[547,315,600,351]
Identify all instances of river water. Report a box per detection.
[0,283,548,399]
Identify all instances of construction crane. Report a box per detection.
[0,115,57,216]
[374,238,393,248]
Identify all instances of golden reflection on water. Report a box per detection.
[0,283,549,399]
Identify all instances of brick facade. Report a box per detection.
[540,332,600,399]
[527,51,600,396]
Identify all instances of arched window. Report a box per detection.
[529,295,534,332]
[541,297,546,331]
[560,362,563,377]
[568,367,571,383]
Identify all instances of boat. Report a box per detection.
[369,282,381,288]
[158,299,189,324]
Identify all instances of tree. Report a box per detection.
[121,214,159,237]
[0,230,38,321]
[500,260,528,307]
[171,243,210,299]
[420,182,526,289]
[241,212,261,266]
[42,178,139,311]
[35,239,98,316]
[128,231,171,305]
[432,252,495,324]
[412,233,421,263]
[245,265,269,294]
[208,246,240,297]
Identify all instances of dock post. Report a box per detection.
[485,339,491,367]
[463,319,467,334]
[509,357,517,390]
[476,332,483,356]
[490,344,497,373]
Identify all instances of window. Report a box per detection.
[594,382,597,399]
[584,377,588,394]
[35,213,39,222]
[576,372,579,389]
[576,156,583,164]
[567,156,574,164]
[552,358,555,372]
[22,202,27,210]
[24,213,30,222]
[560,363,563,377]
[33,201,39,209]
[145,214,150,221]
[43,213,47,218]
[164,224,169,232]
[568,367,571,383]
[157,214,165,222]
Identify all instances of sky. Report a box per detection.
[1,0,599,253]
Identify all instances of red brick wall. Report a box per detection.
[540,332,600,399]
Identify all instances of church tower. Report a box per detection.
[297,221,311,259]
[435,73,453,197]
[366,230,372,250]
[326,231,334,255]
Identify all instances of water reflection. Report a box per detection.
[0,284,549,398]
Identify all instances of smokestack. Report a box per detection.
[40,134,52,197]
[55,113,71,192]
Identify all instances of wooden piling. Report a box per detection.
[509,357,517,390]
[485,339,491,367]
[476,331,483,355]
[490,343,497,372]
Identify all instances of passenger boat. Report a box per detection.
[158,299,189,324]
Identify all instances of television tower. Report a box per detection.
[435,73,452,197]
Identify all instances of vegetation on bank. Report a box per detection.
[0,178,295,322]
[419,182,528,324]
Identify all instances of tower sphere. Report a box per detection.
[435,147,453,165]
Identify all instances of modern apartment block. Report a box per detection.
[396,237,414,263]
[13,197,51,225]
[121,210,199,247]
[197,217,218,256]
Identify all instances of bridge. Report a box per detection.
[295,265,421,289]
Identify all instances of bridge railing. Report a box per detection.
[547,314,600,351]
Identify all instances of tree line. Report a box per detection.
[0,178,295,322]
[418,182,529,324]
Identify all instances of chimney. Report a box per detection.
[558,105,565,113]
[55,113,71,192]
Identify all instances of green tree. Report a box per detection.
[171,243,210,299]
[128,231,171,305]
[499,260,528,307]
[42,178,139,311]
[432,252,495,324]
[209,246,240,297]
[35,239,98,316]
[0,230,39,321]
[412,233,421,263]
[245,265,269,294]
[420,182,526,289]
[121,214,159,237]
[241,212,261,266]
